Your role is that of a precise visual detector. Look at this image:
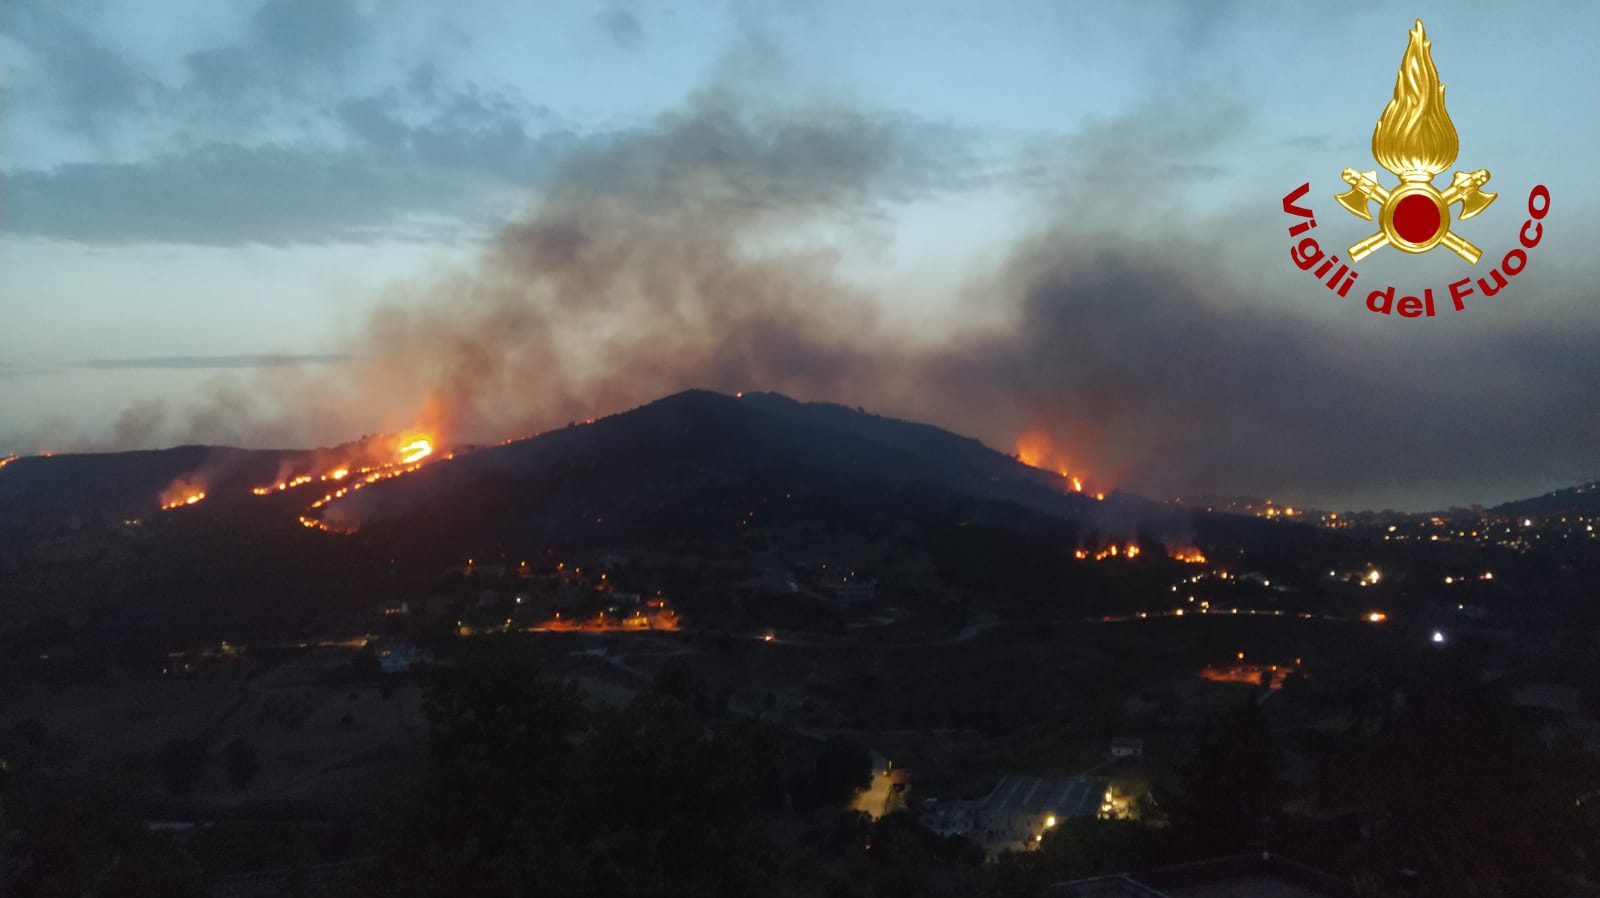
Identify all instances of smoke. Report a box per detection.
[111,51,1600,512]
[173,84,916,451]
[111,399,168,448]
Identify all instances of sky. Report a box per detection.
[1,0,1597,511]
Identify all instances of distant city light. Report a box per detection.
[1366,611,1387,623]
[1431,630,1446,644]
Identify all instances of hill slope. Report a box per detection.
[321,390,1171,542]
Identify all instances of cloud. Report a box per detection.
[81,354,351,371]
[0,77,970,245]
[0,130,567,245]
[0,1,159,136]
[180,0,370,104]
[596,6,644,50]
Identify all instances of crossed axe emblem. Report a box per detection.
[1335,167,1497,263]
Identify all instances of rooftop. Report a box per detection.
[1055,854,1356,898]
[984,775,1108,818]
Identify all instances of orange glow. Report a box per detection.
[0,455,17,472]
[258,430,446,533]
[536,607,680,633]
[1170,547,1208,564]
[1015,427,1053,469]
[251,432,437,497]
[160,490,207,511]
[1014,427,1094,494]
[399,438,433,464]
[159,474,210,511]
[1366,611,1388,623]
[1200,664,1289,689]
[1090,542,1141,561]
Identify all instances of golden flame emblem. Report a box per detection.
[1334,20,1497,263]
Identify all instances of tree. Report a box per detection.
[1321,652,1600,898]
[2,774,204,898]
[795,736,873,814]
[1170,697,1282,855]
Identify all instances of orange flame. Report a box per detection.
[1015,427,1091,494]
[1200,664,1288,689]
[1170,547,1208,564]
[1089,542,1141,561]
[159,477,208,511]
[251,432,437,497]
[398,438,433,464]
[296,432,451,534]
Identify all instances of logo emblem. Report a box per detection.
[1333,20,1496,264]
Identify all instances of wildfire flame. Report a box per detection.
[296,433,449,534]
[159,478,208,511]
[0,455,17,472]
[1014,427,1092,495]
[399,438,433,464]
[1170,547,1208,564]
[251,433,437,497]
[1372,19,1458,180]
[1090,542,1141,561]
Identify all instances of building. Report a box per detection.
[377,641,431,674]
[930,775,1111,854]
[919,800,976,839]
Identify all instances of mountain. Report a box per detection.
[0,446,302,527]
[1492,481,1600,519]
[320,390,1177,544]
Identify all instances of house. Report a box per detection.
[377,641,431,674]
[1109,736,1144,758]
[969,775,1111,854]
[919,799,976,838]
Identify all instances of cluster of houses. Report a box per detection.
[376,554,680,634]
[921,774,1115,855]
